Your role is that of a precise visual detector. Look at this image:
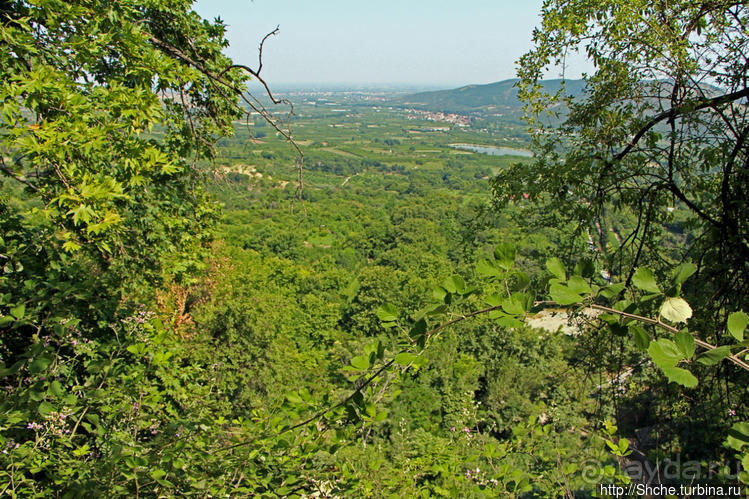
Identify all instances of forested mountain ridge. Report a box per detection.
[397,78,588,113]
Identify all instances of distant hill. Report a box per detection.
[397,78,588,114]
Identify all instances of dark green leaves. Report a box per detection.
[629,325,650,351]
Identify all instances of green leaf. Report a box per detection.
[629,325,650,351]
[10,304,25,320]
[546,257,566,281]
[632,268,661,294]
[549,283,582,306]
[648,340,681,368]
[442,275,465,295]
[29,354,53,374]
[672,262,697,285]
[494,243,516,269]
[38,401,55,417]
[725,423,749,451]
[674,330,695,359]
[696,346,731,366]
[376,303,398,322]
[661,366,698,388]
[567,275,591,295]
[501,296,525,315]
[660,297,692,323]
[350,355,371,371]
[394,352,418,366]
[476,259,500,277]
[495,315,525,328]
[432,285,447,302]
[599,282,626,300]
[150,469,166,480]
[574,258,595,278]
[49,380,64,397]
[409,318,427,339]
[485,293,502,307]
[618,438,630,454]
[728,311,749,341]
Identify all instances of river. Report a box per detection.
[449,143,533,157]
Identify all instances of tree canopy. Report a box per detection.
[495,0,749,307]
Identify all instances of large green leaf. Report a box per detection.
[672,262,697,285]
[501,296,525,315]
[494,243,516,270]
[629,325,650,351]
[696,346,731,366]
[38,401,55,417]
[632,268,661,294]
[728,311,749,341]
[442,275,465,295]
[10,304,25,320]
[659,297,692,323]
[376,303,399,322]
[647,339,681,368]
[566,275,591,295]
[546,257,566,281]
[549,283,581,306]
[350,355,371,371]
[674,330,695,359]
[394,352,418,366]
[661,366,698,388]
[725,422,749,451]
[476,259,500,277]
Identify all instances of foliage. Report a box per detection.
[497,0,749,308]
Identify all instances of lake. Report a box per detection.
[449,143,533,157]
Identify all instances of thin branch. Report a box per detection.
[147,31,304,197]
[219,304,505,452]
[587,303,749,371]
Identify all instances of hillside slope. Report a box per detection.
[398,78,588,113]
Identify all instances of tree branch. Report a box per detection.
[614,86,749,162]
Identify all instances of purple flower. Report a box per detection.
[463,426,471,434]
[728,409,737,417]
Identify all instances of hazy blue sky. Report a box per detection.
[193,0,589,88]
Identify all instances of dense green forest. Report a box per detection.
[1,0,748,497]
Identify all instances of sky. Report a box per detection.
[192,0,590,89]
